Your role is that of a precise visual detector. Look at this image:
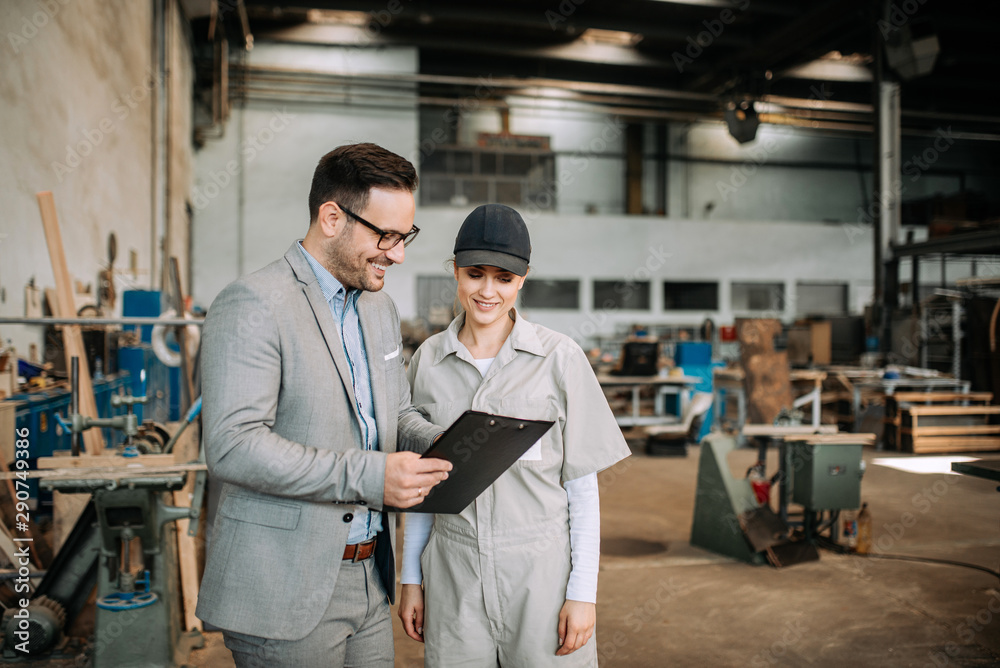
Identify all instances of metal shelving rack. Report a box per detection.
[887,228,1000,376]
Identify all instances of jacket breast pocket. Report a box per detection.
[219,494,301,530]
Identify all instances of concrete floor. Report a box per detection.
[187,440,1000,666]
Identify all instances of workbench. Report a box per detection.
[597,373,700,427]
[951,459,1000,486]
[851,377,972,432]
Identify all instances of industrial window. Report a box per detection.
[731,281,785,313]
[796,282,848,317]
[521,279,580,310]
[419,146,556,210]
[663,281,718,310]
[593,280,650,311]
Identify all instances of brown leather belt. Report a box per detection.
[343,538,377,562]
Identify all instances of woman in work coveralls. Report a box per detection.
[398,203,631,666]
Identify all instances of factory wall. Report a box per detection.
[191,41,419,306]
[0,0,194,354]
[388,208,875,346]
[190,39,994,343]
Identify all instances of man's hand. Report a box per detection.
[556,600,596,656]
[384,451,451,508]
[398,584,425,642]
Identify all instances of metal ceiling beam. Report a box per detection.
[685,0,869,93]
[891,229,1000,257]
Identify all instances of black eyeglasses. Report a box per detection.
[336,203,420,250]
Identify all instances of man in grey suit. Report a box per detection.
[196,143,452,667]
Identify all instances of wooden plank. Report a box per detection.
[742,424,839,436]
[908,405,1000,416]
[52,491,90,555]
[810,321,832,366]
[788,433,877,446]
[37,454,176,469]
[169,419,202,631]
[0,402,17,465]
[173,489,202,632]
[36,191,104,454]
[905,425,1000,436]
[894,391,993,403]
[0,463,206,481]
[0,457,51,568]
[0,519,38,595]
[912,437,1000,453]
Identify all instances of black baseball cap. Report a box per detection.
[453,204,531,276]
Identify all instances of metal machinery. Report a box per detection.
[690,433,767,564]
[691,432,866,564]
[1,358,205,667]
[787,438,865,542]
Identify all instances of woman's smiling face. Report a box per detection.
[454,264,526,329]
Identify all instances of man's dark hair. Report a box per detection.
[308,143,418,224]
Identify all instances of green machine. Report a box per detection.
[690,433,768,564]
[787,437,865,540]
[691,433,866,563]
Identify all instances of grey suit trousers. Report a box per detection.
[222,557,393,668]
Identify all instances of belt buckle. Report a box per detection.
[353,538,372,562]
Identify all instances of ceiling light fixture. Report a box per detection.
[724,99,759,144]
[579,28,643,47]
[305,9,369,26]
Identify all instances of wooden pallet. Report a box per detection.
[884,392,993,451]
[900,404,1000,453]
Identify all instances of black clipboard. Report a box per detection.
[388,410,554,514]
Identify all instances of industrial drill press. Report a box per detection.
[1,357,205,667]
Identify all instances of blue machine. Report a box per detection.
[120,289,179,423]
[9,374,132,458]
[6,373,131,514]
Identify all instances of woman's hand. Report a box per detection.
[556,600,596,656]
[398,584,425,642]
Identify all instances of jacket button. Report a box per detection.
[343,513,354,523]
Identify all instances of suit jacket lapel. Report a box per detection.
[358,294,392,453]
[284,244,362,427]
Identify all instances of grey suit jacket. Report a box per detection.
[195,243,440,640]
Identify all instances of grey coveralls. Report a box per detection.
[407,311,631,667]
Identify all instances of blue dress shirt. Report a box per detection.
[298,242,382,543]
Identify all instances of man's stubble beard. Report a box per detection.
[323,233,386,293]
